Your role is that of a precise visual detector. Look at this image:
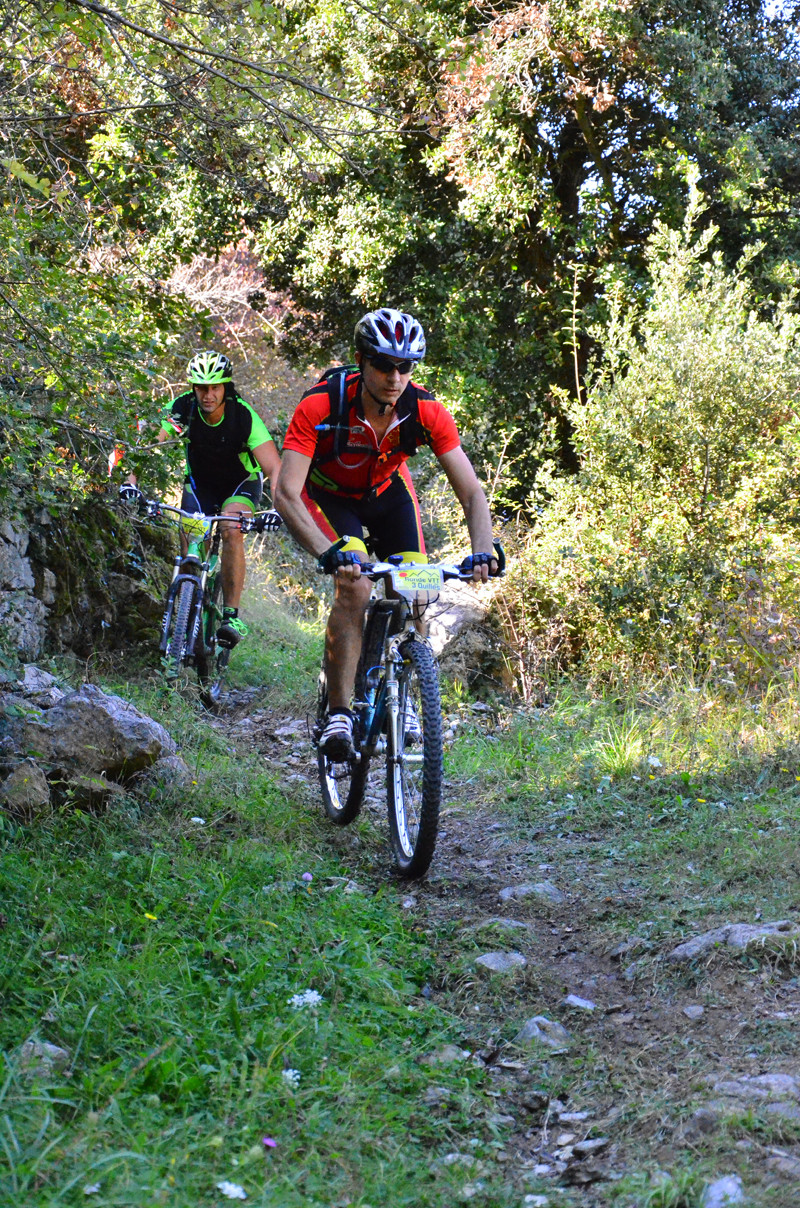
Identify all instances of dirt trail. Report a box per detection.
[213,689,800,1206]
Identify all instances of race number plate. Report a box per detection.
[390,565,443,598]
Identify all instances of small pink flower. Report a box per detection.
[262,1136,277,1149]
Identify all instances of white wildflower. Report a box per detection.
[217,1180,247,1200]
[288,989,323,1009]
[647,755,662,768]
[282,1068,301,1088]
[190,816,206,825]
[83,1186,101,1196]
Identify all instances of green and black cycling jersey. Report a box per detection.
[159,389,274,502]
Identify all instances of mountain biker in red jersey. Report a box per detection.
[275,308,499,759]
[122,351,281,647]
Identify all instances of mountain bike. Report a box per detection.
[315,545,504,878]
[136,496,281,708]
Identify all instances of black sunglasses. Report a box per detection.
[367,354,415,375]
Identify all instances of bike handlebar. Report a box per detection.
[356,560,473,582]
[130,495,282,533]
[319,539,505,581]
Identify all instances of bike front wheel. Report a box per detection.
[164,579,198,678]
[195,571,229,710]
[316,678,370,825]
[387,639,443,878]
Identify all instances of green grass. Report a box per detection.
[8,571,800,1206]
[0,744,523,1205]
[445,680,800,938]
[1,806,488,1205]
[0,584,525,1207]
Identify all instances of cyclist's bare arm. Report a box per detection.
[436,447,497,582]
[275,450,362,579]
[252,439,281,501]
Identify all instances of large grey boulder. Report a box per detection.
[21,683,176,779]
[0,532,35,590]
[0,591,47,661]
[427,581,491,657]
[0,759,51,815]
[668,920,800,962]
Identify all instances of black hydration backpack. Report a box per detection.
[169,389,257,469]
[311,366,425,468]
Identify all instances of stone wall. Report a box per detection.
[0,502,172,669]
[0,518,49,662]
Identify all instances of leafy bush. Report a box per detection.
[496,203,800,694]
[0,207,194,514]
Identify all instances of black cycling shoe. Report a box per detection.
[217,611,248,648]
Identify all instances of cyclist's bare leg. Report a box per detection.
[219,503,252,609]
[325,573,372,710]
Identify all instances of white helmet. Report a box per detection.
[187,350,233,384]
[354,308,426,361]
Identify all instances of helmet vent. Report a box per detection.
[354,307,426,363]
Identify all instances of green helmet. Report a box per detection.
[187,350,233,385]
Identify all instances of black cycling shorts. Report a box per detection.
[302,472,426,561]
[182,474,263,516]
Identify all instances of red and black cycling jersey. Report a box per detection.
[282,373,460,499]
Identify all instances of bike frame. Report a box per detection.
[350,558,467,756]
[315,545,505,875]
[157,509,225,665]
[159,529,222,661]
[356,600,416,760]
[137,498,281,688]
[324,546,505,753]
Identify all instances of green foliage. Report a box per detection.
[0,0,395,514]
[4,0,800,514]
[495,204,800,689]
[253,0,800,498]
[0,203,191,511]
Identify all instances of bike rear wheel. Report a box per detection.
[387,639,443,878]
[195,571,229,710]
[164,579,198,678]
[316,677,370,825]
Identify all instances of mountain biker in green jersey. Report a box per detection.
[123,350,281,647]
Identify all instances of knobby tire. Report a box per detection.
[195,571,228,710]
[164,579,197,678]
[387,639,442,878]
